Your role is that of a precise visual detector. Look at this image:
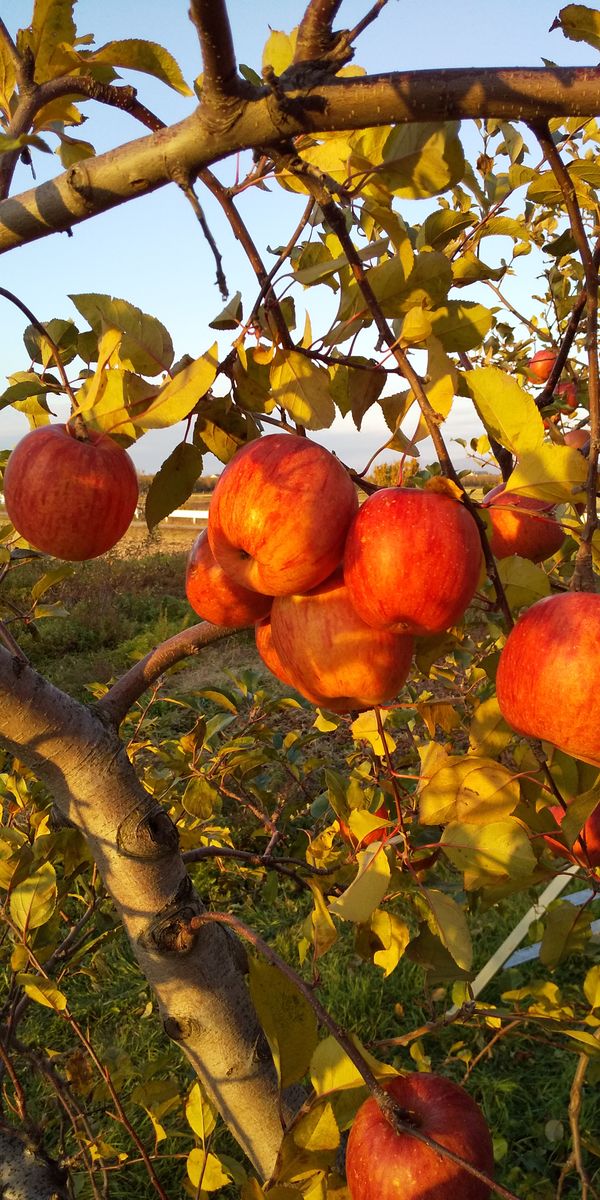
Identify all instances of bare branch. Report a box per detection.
[189,0,239,100]
[295,0,344,62]
[97,621,233,725]
[2,66,600,255]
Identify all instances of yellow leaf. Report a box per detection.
[270,351,335,430]
[328,846,391,924]
[497,556,552,610]
[249,958,318,1088]
[0,38,16,118]
[469,695,512,758]
[422,888,472,970]
[262,27,297,74]
[412,336,457,439]
[132,345,218,431]
[369,909,411,977]
[293,1102,340,1152]
[84,39,192,95]
[15,974,67,1011]
[185,1082,217,1142]
[419,755,520,825]
[465,366,544,455]
[351,709,396,757]
[10,862,57,932]
[186,1148,232,1191]
[346,810,389,845]
[441,818,536,888]
[506,444,588,505]
[310,1034,397,1095]
[302,883,338,961]
[31,0,76,82]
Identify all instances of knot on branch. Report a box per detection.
[116,796,179,860]
[140,874,202,956]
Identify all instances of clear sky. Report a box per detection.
[1,1,597,475]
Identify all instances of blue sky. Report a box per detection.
[1,1,597,474]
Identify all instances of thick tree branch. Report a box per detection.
[189,0,240,101]
[1,66,600,254]
[0,647,289,1178]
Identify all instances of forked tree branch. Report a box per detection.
[1,66,600,254]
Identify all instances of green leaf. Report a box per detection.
[181,776,220,820]
[497,556,552,610]
[30,563,74,603]
[328,845,391,924]
[30,0,76,83]
[248,958,318,1088]
[15,974,67,1011]
[417,209,474,250]
[429,302,492,351]
[270,350,335,430]
[419,755,520,825]
[145,443,203,530]
[209,291,243,330]
[84,39,192,95]
[132,345,218,431]
[554,6,600,52]
[69,293,174,376]
[540,900,591,969]
[24,318,80,369]
[422,887,472,970]
[10,862,57,933]
[381,122,465,198]
[506,444,588,505]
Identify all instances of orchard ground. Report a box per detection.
[3,541,599,1199]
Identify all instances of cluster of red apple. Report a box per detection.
[3,423,139,561]
[186,433,485,713]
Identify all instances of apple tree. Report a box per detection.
[0,2,600,1198]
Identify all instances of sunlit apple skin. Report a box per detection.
[255,613,319,696]
[555,380,577,411]
[544,803,600,869]
[270,569,414,714]
[482,483,565,562]
[3,423,138,561]
[186,531,272,628]
[208,434,358,596]
[343,488,483,636]
[528,349,558,383]
[346,1073,494,1200]
[496,592,600,768]
[564,427,589,452]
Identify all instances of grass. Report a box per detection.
[2,548,600,1198]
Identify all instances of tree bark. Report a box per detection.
[0,1126,69,1200]
[0,648,289,1178]
[0,66,599,253]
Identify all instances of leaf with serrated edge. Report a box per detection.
[15,974,67,1011]
[145,443,203,530]
[465,366,544,454]
[83,39,192,94]
[270,351,335,430]
[132,346,218,431]
[185,1082,217,1141]
[310,1033,397,1095]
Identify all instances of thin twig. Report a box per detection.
[188,0,240,100]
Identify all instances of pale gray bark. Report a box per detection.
[0,648,289,1179]
[0,1126,68,1200]
[0,66,599,254]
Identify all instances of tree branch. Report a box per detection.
[295,0,344,63]
[188,0,240,101]
[1,66,600,254]
[97,620,233,726]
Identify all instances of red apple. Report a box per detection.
[343,488,483,636]
[3,423,138,561]
[208,434,358,596]
[528,349,558,383]
[496,592,600,768]
[346,1073,494,1200]
[555,380,577,411]
[482,483,565,562]
[564,428,589,452]
[544,802,600,869]
[186,531,272,627]
[255,613,313,695]
[269,568,414,713]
